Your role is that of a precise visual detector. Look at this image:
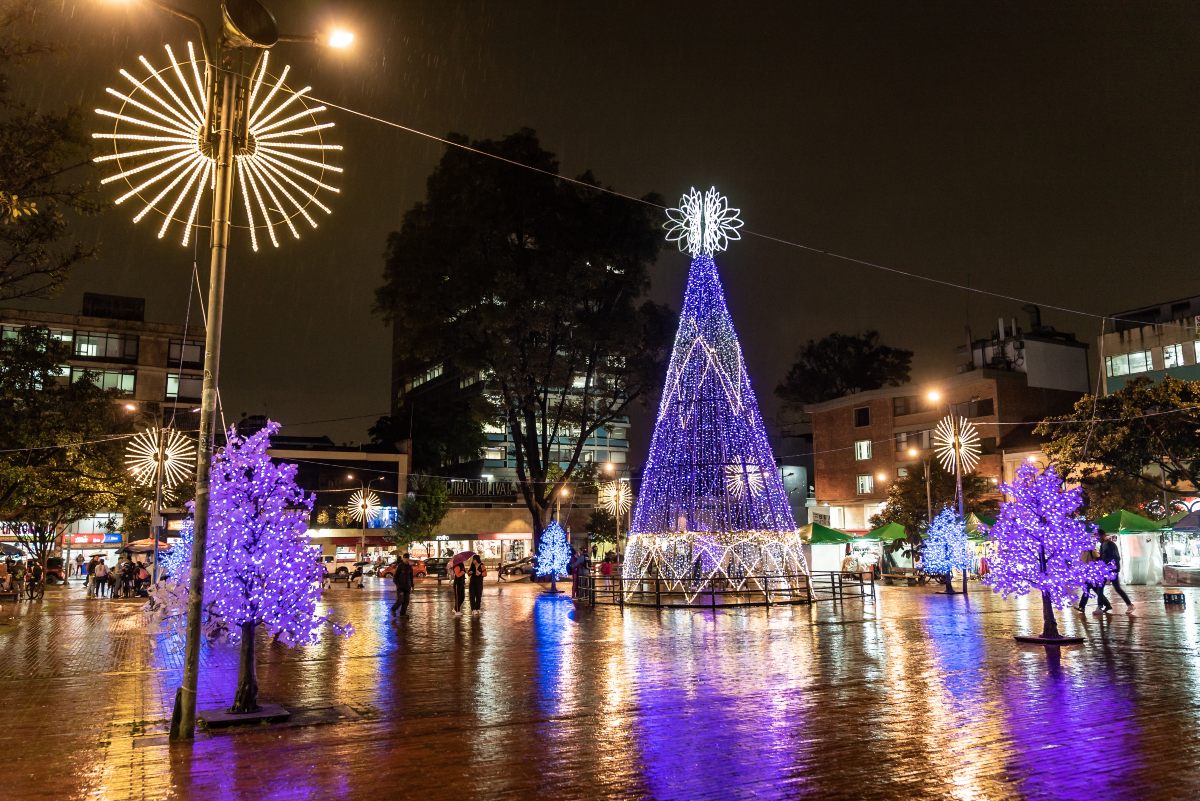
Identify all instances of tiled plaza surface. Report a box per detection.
[1,577,1198,801]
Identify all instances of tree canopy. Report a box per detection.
[0,326,135,563]
[1035,376,1200,506]
[869,460,997,539]
[393,477,451,551]
[1,3,100,300]
[777,330,912,406]
[375,129,672,540]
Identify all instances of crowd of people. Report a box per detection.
[79,555,152,599]
[0,557,44,598]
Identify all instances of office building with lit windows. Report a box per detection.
[1100,295,1200,393]
[0,292,205,423]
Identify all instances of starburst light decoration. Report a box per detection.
[347,489,381,525]
[724,456,766,500]
[933,415,981,474]
[599,480,633,517]
[126,427,196,494]
[664,186,744,256]
[93,43,342,251]
[624,189,808,606]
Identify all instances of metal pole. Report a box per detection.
[924,456,933,522]
[952,414,968,595]
[152,424,165,583]
[171,59,237,743]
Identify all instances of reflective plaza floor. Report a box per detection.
[1,577,1198,801]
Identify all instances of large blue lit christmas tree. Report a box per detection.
[624,187,808,602]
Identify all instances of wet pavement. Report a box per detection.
[1,577,1198,801]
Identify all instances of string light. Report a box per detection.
[921,508,972,576]
[982,462,1114,608]
[93,43,342,250]
[625,189,808,601]
[125,427,195,491]
[347,488,381,524]
[933,415,981,474]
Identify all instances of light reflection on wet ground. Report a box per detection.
[1,580,1197,801]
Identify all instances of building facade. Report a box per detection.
[806,317,1089,532]
[0,292,205,425]
[1100,295,1200,393]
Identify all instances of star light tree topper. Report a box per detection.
[624,188,808,604]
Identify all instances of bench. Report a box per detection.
[881,569,921,586]
[0,590,18,603]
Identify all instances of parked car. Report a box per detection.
[379,559,428,580]
[500,555,535,578]
[423,557,450,578]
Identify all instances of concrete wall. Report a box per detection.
[1023,339,1090,393]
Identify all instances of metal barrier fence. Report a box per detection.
[574,569,875,608]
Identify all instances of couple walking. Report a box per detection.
[450,554,486,617]
[1078,533,1134,614]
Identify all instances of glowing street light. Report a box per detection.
[326,28,354,49]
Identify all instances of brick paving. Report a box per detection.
[1,578,1198,801]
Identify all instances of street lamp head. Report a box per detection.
[221,0,279,49]
[876,472,887,483]
[907,447,918,458]
[604,462,615,474]
[926,390,942,403]
[560,488,571,498]
[346,473,355,480]
[326,28,355,49]
[124,402,138,412]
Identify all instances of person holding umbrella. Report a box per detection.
[449,552,470,617]
[467,553,487,615]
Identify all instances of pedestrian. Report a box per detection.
[93,558,109,598]
[1100,533,1133,611]
[1077,537,1110,613]
[570,546,589,597]
[74,553,85,579]
[450,558,466,617]
[390,553,415,617]
[467,553,486,615]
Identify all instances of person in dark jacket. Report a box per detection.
[1100,534,1133,611]
[450,559,466,617]
[467,553,486,614]
[390,553,415,617]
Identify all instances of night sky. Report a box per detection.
[11,1,1200,460]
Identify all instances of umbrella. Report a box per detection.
[0,543,22,556]
[451,551,476,566]
[1094,510,1161,534]
[120,538,171,554]
[801,523,852,544]
[865,522,908,542]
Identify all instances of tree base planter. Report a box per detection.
[1014,635,1084,645]
[198,703,291,729]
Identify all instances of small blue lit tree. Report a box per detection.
[984,462,1114,642]
[922,508,972,594]
[156,510,192,581]
[536,520,571,592]
[148,422,351,713]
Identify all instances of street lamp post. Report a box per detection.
[347,473,382,587]
[928,390,982,596]
[907,447,933,523]
[99,0,353,744]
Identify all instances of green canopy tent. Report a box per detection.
[1095,509,1162,534]
[965,513,996,542]
[801,522,853,544]
[865,522,908,542]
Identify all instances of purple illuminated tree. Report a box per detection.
[624,188,807,600]
[921,508,972,595]
[983,462,1114,642]
[148,422,351,713]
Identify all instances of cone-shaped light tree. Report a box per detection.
[983,462,1114,641]
[921,508,972,595]
[624,188,808,603]
[148,422,351,713]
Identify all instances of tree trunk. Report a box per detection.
[229,621,259,713]
[944,571,956,594]
[1040,590,1061,640]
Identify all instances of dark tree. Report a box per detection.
[776,331,912,406]
[375,129,672,546]
[869,460,997,544]
[370,398,486,474]
[0,3,100,300]
[0,327,135,564]
[586,507,619,545]
[393,477,451,551]
[1036,376,1200,498]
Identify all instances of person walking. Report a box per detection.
[450,558,466,617]
[390,553,415,618]
[74,553,85,580]
[570,546,589,598]
[93,558,108,598]
[1077,541,1109,613]
[1100,533,1133,611]
[467,553,486,615]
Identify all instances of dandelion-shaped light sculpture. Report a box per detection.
[126,427,196,494]
[933,416,982,475]
[93,43,342,251]
[599,480,633,517]
[724,457,766,500]
[347,489,381,525]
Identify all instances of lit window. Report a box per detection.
[483,420,507,434]
[1106,354,1129,377]
[608,427,627,440]
[897,467,909,478]
[1164,343,1184,369]
[169,339,203,367]
[483,447,506,461]
[856,474,875,494]
[1195,340,1200,363]
[1128,350,1153,373]
[166,373,202,401]
[854,440,872,460]
[74,331,137,361]
[72,368,135,395]
[610,451,627,464]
